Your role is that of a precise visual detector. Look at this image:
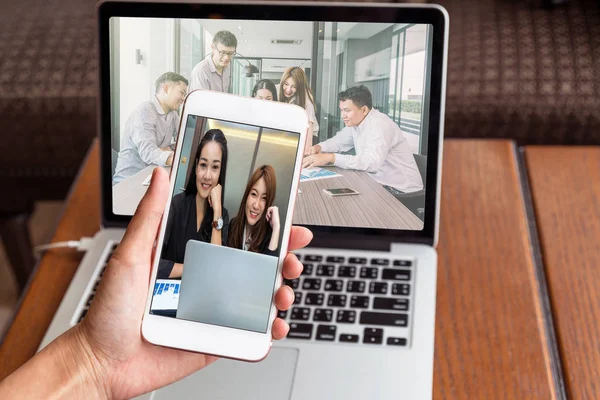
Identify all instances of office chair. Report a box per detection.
[395,154,427,220]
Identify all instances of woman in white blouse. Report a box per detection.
[278,66,319,155]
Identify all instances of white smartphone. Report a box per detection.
[142,89,308,362]
[323,187,360,197]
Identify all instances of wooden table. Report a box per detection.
[0,139,559,398]
[293,167,423,230]
[525,146,600,399]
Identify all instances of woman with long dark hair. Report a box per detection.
[228,165,280,256]
[252,79,278,101]
[157,129,229,279]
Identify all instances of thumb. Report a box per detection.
[114,167,170,265]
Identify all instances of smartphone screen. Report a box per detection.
[150,115,300,334]
[325,188,358,195]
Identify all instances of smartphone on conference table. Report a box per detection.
[323,187,360,197]
[142,89,309,362]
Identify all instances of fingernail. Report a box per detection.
[151,167,160,186]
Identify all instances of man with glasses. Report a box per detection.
[190,30,237,93]
[113,72,188,184]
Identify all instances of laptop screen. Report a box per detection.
[108,16,434,232]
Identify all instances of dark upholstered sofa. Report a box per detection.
[0,0,598,290]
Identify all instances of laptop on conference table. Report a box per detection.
[40,1,448,399]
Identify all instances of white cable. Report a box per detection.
[34,237,94,257]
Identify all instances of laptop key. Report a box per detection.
[326,256,345,264]
[369,282,388,294]
[346,280,366,293]
[316,325,337,341]
[339,334,360,343]
[350,295,370,308]
[338,266,356,278]
[360,312,408,327]
[316,264,335,277]
[293,292,303,305]
[393,259,412,267]
[371,258,390,266]
[301,263,314,276]
[78,309,88,323]
[336,310,357,323]
[382,269,411,281]
[304,255,323,262]
[284,278,300,289]
[348,257,367,264]
[305,293,324,306]
[288,323,313,339]
[392,283,411,296]
[363,327,383,344]
[327,294,347,307]
[302,278,322,291]
[278,310,288,319]
[324,279,343,292]
[387,337,408,346]
[313,308,333,322]
[373,297,410,311]
[291,307,311,321]
[360,267,378,279]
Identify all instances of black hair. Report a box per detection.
[213,30,238,48]
[252,79,278,101]
[338,85,372,109]
[155,72,189,94]
[185,128,228,240]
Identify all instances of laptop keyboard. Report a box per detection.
[76,243,118,323]
[75,246,414,347]
[282,253,414,347]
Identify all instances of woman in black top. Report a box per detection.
[157,129,229,279]
[228,165,280,257]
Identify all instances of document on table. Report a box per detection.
[300,167,341,182]
[151,279,180,310]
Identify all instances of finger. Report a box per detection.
[274,284,295,310]
[287,226,313,251]
[272,318,290,340]
[282,253,303,279]
[114,168,169,264]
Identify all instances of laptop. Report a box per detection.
[40,1,448,399]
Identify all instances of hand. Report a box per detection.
[0,168,312,400]
[305,144,321,156]
[266,206,280,233]
[302,153,334,169]
[166,153,174,166]
[207,183,222,214]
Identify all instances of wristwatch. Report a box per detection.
[212,216,224,231]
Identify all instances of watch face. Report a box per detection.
[217,217,223,230]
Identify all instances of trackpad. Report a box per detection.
[149,347,298,400]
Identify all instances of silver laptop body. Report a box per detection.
[40,2,449,399]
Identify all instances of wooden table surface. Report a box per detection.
[433,140,556,399]
[293,167,423,230]
[525,146,600,399]
[0,139,558,398]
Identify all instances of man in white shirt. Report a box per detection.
[303,85,423,194]
[190,31,237,93]
[113,72,188,184]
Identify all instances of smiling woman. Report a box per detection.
[157,129,230,279]
[227,165,280,256]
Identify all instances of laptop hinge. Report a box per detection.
[309,231,433,251]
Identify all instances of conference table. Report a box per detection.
[292,167,423,230]
[112,165,171,216]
